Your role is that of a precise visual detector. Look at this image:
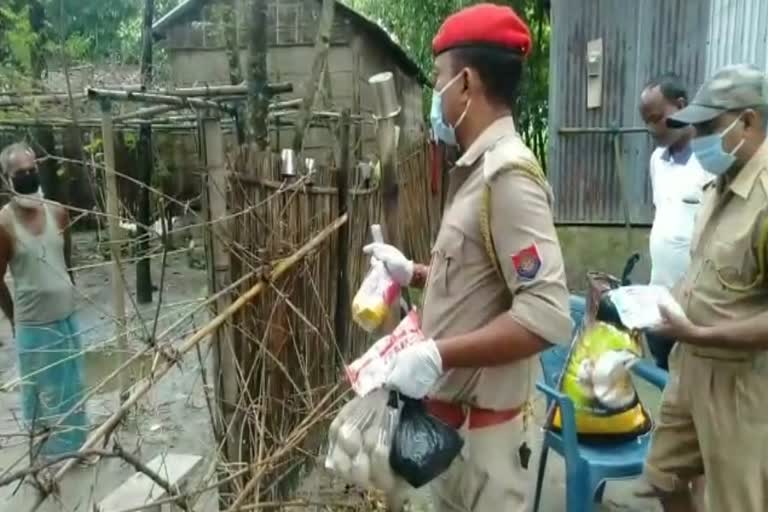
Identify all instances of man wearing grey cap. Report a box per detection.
[643,63,768,511]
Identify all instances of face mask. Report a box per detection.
[430,71,471,146]
[10,170,42,208]
[691,116,745,176]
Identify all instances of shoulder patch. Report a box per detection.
[511,243,542,281]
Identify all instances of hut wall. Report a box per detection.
[163,0,424,162]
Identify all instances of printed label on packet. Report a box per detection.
[345,310,424,396]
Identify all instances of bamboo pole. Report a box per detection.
[87,88,232,113]
[113,104,181,122]
[99,99,130,398]
[200,110,238,507]
[25,213,349,512]
[156,82,292,97]
[0,92,86,107]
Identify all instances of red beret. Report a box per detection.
[432,3,532,57]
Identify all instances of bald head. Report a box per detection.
[0,142,35,176]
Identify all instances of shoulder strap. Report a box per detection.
[480,157,547,280]
[758,218,768,286]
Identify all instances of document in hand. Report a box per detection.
[606,285,686,330]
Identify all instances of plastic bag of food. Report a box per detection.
[555,321,651,440]
[326,390,407,490]
[368,391,401,491]
[389,396,464,488]
[352,260,401,333]
[325,390,384,481]
[345,310,424,397]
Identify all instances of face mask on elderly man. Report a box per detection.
[9,167,43,208]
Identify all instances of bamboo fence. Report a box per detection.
[214,138,440,501]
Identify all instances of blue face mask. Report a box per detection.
[430,72,471,146]
[691,115,745,176]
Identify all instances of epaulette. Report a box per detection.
[482,134,546,187]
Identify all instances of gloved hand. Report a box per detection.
[385,339,443,399]
[363,243,414,287]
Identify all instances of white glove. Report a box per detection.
[363,243,414,287]
[385,339,443,399]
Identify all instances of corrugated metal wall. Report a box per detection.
[548,0,709,224]
[706,0,768,74]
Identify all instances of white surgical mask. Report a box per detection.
[690,115,745,176]
[429,71,471,146]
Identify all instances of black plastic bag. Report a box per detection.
[389,396,464,488]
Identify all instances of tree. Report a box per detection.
[246,0,270,148]
[347,0,550,168]
[136,0,156,304]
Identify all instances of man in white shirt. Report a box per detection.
[639,73,712,369]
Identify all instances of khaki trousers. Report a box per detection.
[430,415,530,512]
[644,344,768,511]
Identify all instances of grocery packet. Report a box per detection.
[351,224,402,333]
[345,309,424,397]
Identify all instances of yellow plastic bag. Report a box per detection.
[554,322,651,439]
[352,261,400,333]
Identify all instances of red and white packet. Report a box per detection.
[345,310,425,397]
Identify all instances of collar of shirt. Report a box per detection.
[455,116,517,168]
[660,143,693,165]
[726,137,768,199]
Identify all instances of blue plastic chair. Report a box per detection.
[532,295,669,512]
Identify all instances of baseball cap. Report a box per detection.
[667,64,768,127]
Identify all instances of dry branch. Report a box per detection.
[0,446,186,510]
[25,213,349,512]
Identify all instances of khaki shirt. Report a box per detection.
[676,138,768,360]
[421,116,572,410]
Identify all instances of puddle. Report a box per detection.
[83,349,154,394]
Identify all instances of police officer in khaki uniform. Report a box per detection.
[364,5,572,511]
[644,64,768,512]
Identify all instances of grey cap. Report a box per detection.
[667,64,768,127]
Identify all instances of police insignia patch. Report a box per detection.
[511,244,541,280]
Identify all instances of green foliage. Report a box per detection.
[0,0,183,86]
[346,0,550,168]
[0,6,38,72]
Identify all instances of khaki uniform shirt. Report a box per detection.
[421,116,572,410]
[676,138,768,360]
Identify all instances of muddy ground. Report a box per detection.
[0,231,661,511]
